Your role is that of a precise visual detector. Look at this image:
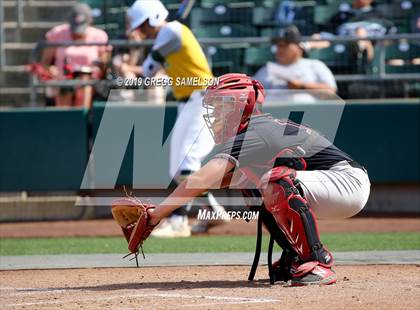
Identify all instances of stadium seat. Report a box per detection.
[377,2,416,33]
[253,2,316,35]
[161,0,181,5]
[254,0,280,7]
[83,0,104,7]
[82,0,127,35]
[97,23,122,40]
[206,46,244,76]
[253,6,277,26]
[162,0,181,11]
[83,0,106,24]
[308,43,356,74]
[200,0,256,8]
[259,27,280,37]
[314,5,340,25]
[244,45,276,74]
[190,6,253,29]
[383,41,420,74]
[105,10,125,25]
[193,24,257,38]
[374,0,420,5]
[292,2,316,35]
[167,7,182,21]
[105,0,127,7]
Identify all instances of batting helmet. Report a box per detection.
[203,73,265,144]
[128,0,169,32]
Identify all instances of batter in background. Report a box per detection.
[127,0,228,237]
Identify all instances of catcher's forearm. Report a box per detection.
[151,175,207,221]
[149,158,235,223]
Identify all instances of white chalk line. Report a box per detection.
[0,287,34,290]
[147,293,279,303]
[4,290,280,308]
[179,300,278,308]
[2,286,280,303]
[1,286,71,296]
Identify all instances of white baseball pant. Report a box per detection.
[169,91,215,179]
[296,160,371,219]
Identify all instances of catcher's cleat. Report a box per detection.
[290,261,337,286]
[270,250,295,283]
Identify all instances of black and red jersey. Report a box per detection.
[214,114,353,182]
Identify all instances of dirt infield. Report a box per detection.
[1,265,419,309]
[0,217,419,238]
[1,218,418,309]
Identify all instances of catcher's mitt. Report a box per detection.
[111,197,157,259]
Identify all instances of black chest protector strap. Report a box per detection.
[247,204,298,284]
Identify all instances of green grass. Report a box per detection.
[0,233,419,256]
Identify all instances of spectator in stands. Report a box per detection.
[411,13,420,33]
[254,25,337,96]
[309,0,394,75]
[40,3,111,108]
[335,0,379,23]
[325,0,393,35]
[111,20,166,104]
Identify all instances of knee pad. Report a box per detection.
[261,167,333,267]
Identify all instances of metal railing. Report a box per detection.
[16,0,24,42]
[31,33,420,48]
[0,0,25,68]
[29,33,420,106]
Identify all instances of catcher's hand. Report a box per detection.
[111,197,157,254]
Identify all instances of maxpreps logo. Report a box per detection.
[197,209,259,221]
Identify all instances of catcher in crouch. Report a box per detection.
[112,73,370,286]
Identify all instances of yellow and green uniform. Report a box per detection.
[143,21,213,100]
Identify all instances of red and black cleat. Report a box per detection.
[290,261,337,286]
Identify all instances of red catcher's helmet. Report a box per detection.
[203,73,265,144]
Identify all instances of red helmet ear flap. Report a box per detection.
[252,79,265,104]
[242,90,256,121]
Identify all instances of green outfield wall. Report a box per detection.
[0,108,88,191]
[0,101,418,191]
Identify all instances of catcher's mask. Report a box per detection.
[203,73,265,144]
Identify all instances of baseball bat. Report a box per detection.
[175,0,196,20]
